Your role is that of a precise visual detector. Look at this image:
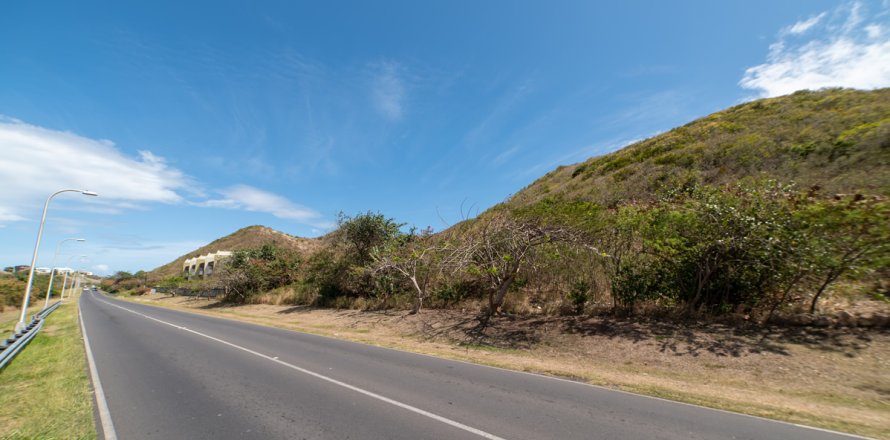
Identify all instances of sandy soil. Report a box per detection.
[125,293,890,439]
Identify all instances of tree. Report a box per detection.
[113,271,134,280]
[336,211,405,266]
[618,182,803,315]
[134,270,148,286]
[801,196,890,313]
[372,228,448,313]
[457,213,573,317]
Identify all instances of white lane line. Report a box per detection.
[91,295,505,440]
[97,293,871,440]
[79,299,118,440]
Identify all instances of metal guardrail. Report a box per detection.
[0,300,63,369]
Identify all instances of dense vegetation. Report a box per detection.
[151,88,890,321]
[0,272,63,312]
[100,270,149,294]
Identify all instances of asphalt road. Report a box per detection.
[79,291,862,440]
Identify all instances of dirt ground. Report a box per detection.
[125,293,890,439]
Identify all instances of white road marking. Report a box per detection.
[79,299,118,440]
[89,293,505,440]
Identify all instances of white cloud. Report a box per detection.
[198,184,326,226]
[865,24,884,39]
[0,118,193,223]
[93,264,110,273]
[370,61,406,121]
[741,2,890,97]
[785,12,826,35]
[0,118,330,230]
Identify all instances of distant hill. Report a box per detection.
[148,225,322,280]
[507,88,890,210]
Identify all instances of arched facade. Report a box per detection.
[182,251,233,279]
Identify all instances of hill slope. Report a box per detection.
[147,89,888,287]
[508,88,890,210]
[148,225,322,280]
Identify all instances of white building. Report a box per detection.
[182,251,233,279]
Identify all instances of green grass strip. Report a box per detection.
[0,300,96,439]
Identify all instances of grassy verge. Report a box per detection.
[121,294,889,439]
[0,295,96,439]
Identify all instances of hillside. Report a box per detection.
[508,88,890,210]
[148,225,322,280]
[145,88,888,319]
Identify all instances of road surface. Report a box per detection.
[79,291,861,440]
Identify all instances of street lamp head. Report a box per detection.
[81,190,98,197]
[75,238,86,242]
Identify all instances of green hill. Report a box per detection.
[508,88,889,210]
[148,225,322,281]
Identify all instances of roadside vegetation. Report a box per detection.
[150,183,888,324]
[0,271,63,312]
[100,270,149,295]
[0,297,95,439]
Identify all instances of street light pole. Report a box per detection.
[60,254,87,301]
[44,238,86,307]
[59,271,70,301]
[16,189,98,332]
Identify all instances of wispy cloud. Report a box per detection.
[741,2,890,97]
[0,117,193,224]
[492,145,521,166]
[370,61,407,121]
[785,12,827,35]
[462,80,533,149]
[198,184,329,227]
[93,238,210,272]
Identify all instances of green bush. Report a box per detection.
[566,281,590,314]
[219,244,302,303]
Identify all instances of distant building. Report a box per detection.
[13,265,30,273]
[35,267,52,274]
[183,251,233,279]
[55,267,74,274]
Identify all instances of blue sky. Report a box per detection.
[1,1,888,275]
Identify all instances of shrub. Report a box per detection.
[566,281,590,314]
[218,244,302,303]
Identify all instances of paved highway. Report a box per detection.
[79,291,861,440]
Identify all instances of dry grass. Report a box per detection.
[125,293,890,439]
[0,294,96,439]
